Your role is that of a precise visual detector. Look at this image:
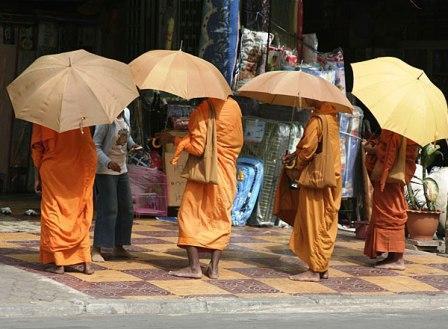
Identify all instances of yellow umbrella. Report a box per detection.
[7,49,139,133]
[237,70,353,114]
[351,57,448,146]
[129,49,232,100]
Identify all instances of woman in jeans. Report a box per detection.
[92,108,141,262]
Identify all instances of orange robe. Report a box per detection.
[171,98,243,251]
[289,104,342,272]
[364,130,418,258]
[31,124,96,265]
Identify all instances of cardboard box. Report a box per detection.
[163,131,188,207]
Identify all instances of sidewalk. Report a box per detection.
[1,219,448,317]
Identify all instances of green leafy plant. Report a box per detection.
[406,144,443,211]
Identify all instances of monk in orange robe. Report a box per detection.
[285,103,342,282]
[363,130,418,270]
[156,97,243,279]
[31,124,96,274]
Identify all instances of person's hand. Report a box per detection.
[34,175,42,194]
[282,152,296,165]
[107,161,121,173]
[154,132,175,145]
[129,144,143,153]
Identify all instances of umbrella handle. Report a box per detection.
[285,158,296,170]
[79,117,86,134]
[151,138,161,149]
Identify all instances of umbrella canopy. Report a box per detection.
[237,70,353,113]
[129,49,232,100]
[351,57,448,146]
[7,49,139,133]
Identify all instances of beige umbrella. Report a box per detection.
[7,49,139,133]
[129,49,232,100]
[238,70,353,113]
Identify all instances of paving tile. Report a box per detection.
[131,237,173,245]
[412,275,448,291]
[362,276,439,293]
[151,279,231,296]
[405,255,448,265]
[209,279,280,294]
[332,265,400,277]
[81,281,172,298]
[100,260,157,271]
[321,277,386,293]
[259,278,337,294]
[123,268,187,280]
[69,270,142,282]
[398,264,448,276]
[230,267,291,278]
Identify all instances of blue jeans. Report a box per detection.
[94,173,134,248]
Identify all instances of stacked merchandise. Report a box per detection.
[339,106,364,198]
[231,157,264,226]
[241,116,304,226]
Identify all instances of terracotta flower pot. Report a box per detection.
[406,210,440,240]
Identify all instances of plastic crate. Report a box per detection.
[128,165,168,217]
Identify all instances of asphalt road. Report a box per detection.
[1,310,447,329]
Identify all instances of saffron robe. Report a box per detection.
[31,124,96,265]
[289,104,342,272]
[171,98,243,250]
[364,130,418,257]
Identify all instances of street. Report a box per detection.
[1,310,447,329]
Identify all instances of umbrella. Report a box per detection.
[7,49,139,133]
[129,49,232,100]
[351,57,448,146]
[237,70,353,114]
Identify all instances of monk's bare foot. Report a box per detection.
[45,265,64,274]
[169,267,202,279]
[91,248,105,262]
[112,246,135,259]
[204,264,219,279]
[289,270,320,282]
[83,262,95,275]
[320,270,329,279]
[375,259,405,271]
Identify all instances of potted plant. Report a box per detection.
[405,143,442,240]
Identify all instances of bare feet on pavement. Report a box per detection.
[289,270,320,282]
[203,263,219,279]
[83,262,95,275]
[45,265,64,274]
[91,247,105,262]
[375,258,405,271]
[169,267,202,279]
[112,246,135,259]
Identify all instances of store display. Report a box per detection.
[198,0,240,85]
[241,116,304,226]
[234,28,273,90]
[339,106,363,198]
[231,156,264,226]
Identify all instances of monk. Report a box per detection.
[31,124,97,274]
[284,103,342,282]
[363,130,419,270]
[156,97,243,279]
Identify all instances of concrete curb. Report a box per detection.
[2,293,448,318]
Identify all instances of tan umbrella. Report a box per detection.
[7,49,139,133]
[129,49,232,100]
[238,70,353,113]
